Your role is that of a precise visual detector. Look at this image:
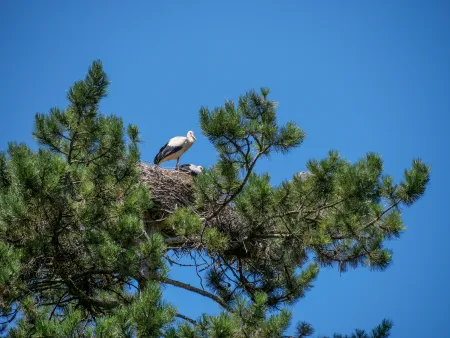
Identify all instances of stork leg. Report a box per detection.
[176,157,180,170]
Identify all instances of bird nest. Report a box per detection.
[138,162,195,225]
[139,162,195,203]
[138,162,242,241]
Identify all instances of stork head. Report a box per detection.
[187,130,196,141]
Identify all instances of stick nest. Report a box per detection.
[138,162,195,224]
[138,162,242,241]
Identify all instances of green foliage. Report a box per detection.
[203,228,229,253]
[7,300,85,338]
[318,318,393,338]
[0,62,429,337]
[296,321,314,338]
[398,159,430,205]
[95,282,176,338]
[0,60,155,332]
[200,88,305,157]
[7,283,176,338]
[166,293,291,338]
[0,243,21,287]
[197,88,305,212]
[167,208,202,236]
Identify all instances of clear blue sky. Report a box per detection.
[1,1,449,337]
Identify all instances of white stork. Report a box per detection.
[179,164,204,176]
[297,171,312,181]
[154,131,197,169]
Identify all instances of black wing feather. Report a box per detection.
[154,143,183,164]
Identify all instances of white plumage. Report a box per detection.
[297,171,312,181]
[154,131,196,169]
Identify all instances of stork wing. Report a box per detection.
[167,136,186,147]
[154,142,183,164]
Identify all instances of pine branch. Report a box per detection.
[63,276,121,311]
[222,135,250,168]
[207,150,264,221]
[160,277,233,312]
[175,313,198,326]
[67,112,81,164]
[362,200,401,230]
[0,307,19,325]
[49,291,69,320]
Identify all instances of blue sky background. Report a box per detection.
[1,1,449,336]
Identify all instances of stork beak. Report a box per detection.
[192,134,197,141]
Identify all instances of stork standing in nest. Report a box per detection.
[154,131,197,170]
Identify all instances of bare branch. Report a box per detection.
[207,150,264,221]
[176,313,198,326]
[160,277,233,312]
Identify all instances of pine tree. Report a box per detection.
[0,61,430,337]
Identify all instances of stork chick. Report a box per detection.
[179,164,204,176]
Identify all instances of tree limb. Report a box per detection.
[176,313,198,326]
[206,150,263,221]
[160,277,233,312]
